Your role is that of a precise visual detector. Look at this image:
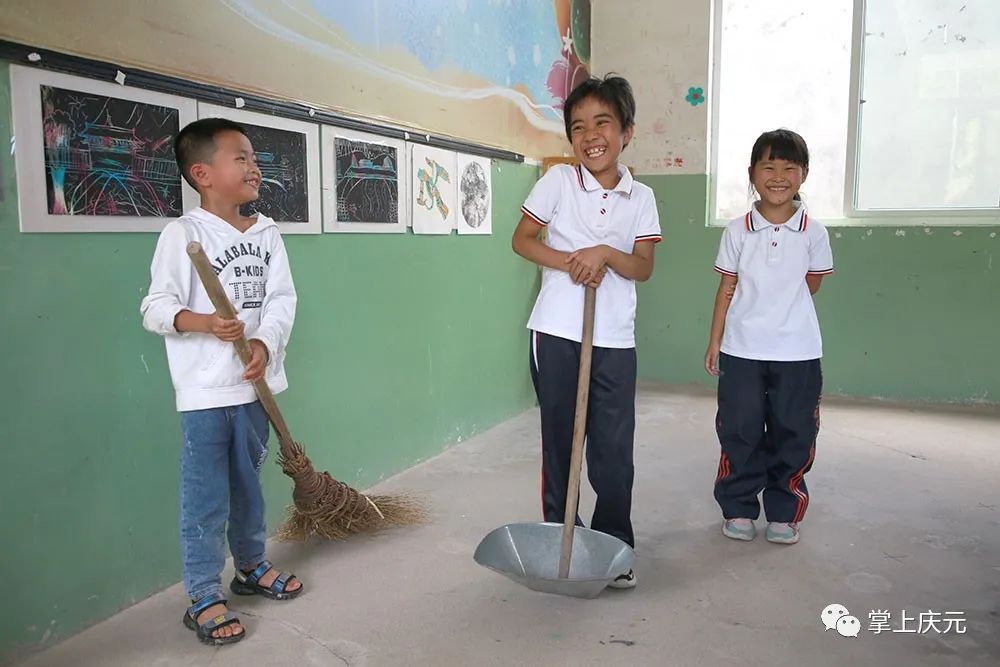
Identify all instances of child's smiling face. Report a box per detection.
[749,148,808,210]
[190,130,262,206]
[568,95,633,177]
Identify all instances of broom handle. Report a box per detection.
[186,242,295,445]
[558,285,596,579]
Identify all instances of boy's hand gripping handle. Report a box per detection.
[186,242,294,445]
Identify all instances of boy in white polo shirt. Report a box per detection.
[512,75,661,589]
[705,129,834,545]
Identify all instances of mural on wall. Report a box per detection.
[2,0,591,156]
[548,0,591,112]
[41,85,182,217]
[219,0,590,126]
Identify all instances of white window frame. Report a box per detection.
[708,0,1000,227]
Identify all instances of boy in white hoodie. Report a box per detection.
[141,118,301,646]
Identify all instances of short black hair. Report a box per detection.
[563,74,636,143]
[174,118,248,189]
[750,129,809,171]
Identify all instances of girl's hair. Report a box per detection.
[750,129,809,170]
[562,74,636,143]
[748,129,809,201]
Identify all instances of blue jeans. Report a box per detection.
[179,401,270,601]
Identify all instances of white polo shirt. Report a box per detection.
[521,163,662,348]
[714,202,834,362]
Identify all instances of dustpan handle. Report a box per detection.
[559,285,596,579]
[186,242,295,445]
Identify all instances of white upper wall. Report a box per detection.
[591,0,712,174]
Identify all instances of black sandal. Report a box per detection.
[182,592,245,646]
[230,559,303,600]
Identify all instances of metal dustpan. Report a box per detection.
[474,522,634,598]
[474,287,634,599]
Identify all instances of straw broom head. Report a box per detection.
[274,438,427,541]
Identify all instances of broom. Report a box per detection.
[186,242,425,540]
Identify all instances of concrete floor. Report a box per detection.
[20,385,1000,666]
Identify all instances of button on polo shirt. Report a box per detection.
[713,202,834,361]
[521,163,662,348]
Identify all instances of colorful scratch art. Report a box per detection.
[416,158,451,221]
[239,124,309,223]
[335,137,399,224]
[40,85,182,217]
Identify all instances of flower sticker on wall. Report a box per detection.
[686,86,705,106]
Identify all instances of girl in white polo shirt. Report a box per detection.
[705,129,834,545]
[512,75,662,588]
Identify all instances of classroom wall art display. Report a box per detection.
[198,103,321,234]
[456,155,492,236]
[410,144,457,235]
[321,126,407,233]
[9,65,198,233]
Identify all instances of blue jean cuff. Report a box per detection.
[234,556,266,573]
[188,586,224,604]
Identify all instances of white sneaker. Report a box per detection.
[765,522,800,544]
[608,569,637,589]
[722,518,756,541]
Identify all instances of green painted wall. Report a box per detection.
[635,174,1000,404]
[4,66,1000,664]
[0,61,539,663]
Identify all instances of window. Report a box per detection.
[711,0,1000,224]
[712,0,853,222]
[848,0,1000,213]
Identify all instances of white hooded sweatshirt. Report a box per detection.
[140,207,297,412]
